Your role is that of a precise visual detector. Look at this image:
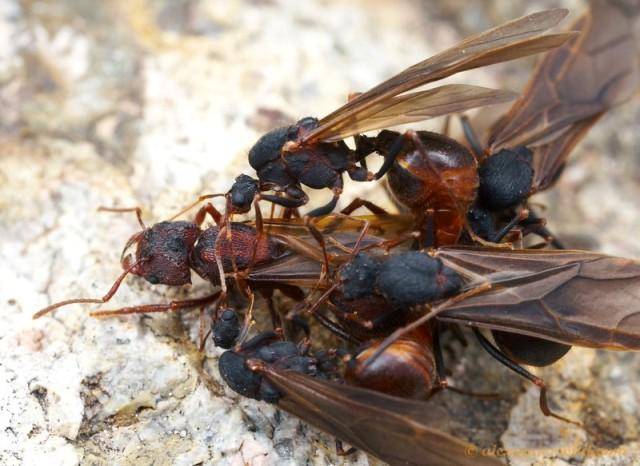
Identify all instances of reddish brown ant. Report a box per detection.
[31,197,339,349]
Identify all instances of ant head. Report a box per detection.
[375,252,462,307]
[218,331,316,403]
[478,146,534,211]
[213,308,241,349]
[124,221,201,286]
[229,174,259,213]
[339,253,381,300]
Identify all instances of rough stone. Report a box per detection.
[2,1,639,465]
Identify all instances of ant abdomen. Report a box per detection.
[492,330,571,367]
[131,221,201,286]
[190,223,282,284]
[345,327,436,399]
[382,130,479,246]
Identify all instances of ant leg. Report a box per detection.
[167,193,225,222]
[306,179,343,217]
[194,203,223,227]
[441,115,451,137]
[304,217,331,283]
[489,208,530,243]
[522,209,565,249]
[98,206,146,229]
[259,289,282,330]
[236,289,256,346]
[90,291,223,317]
[460,115,484,161]
[32,258,145,319]
[340,198,389,216]
[432,325,498,399]
[374,132,406,179]
[472,328,581,426]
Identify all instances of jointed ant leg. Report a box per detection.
[375,132,406,179]
[472,328,580,426]
[32,258,147,319]
[459,115,484,161]
[340,197,389,216]
[194,203,223,227]
[98,206,146,230]
[90,291,223,318]
[335,440,357,457]
[167,193,225,222]
[522,210,565,249]
[433,324,497,399]
[490,208,529,243]
[304,217,331,283]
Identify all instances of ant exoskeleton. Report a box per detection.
[227,10,573,218]
[31,198,335,349]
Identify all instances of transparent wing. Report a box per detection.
[487,0,640,191]
[303,9,573,143]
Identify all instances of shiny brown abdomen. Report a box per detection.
[344,326,436,399]
[386,131,478,246]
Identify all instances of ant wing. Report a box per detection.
[435,247,640,351]
[255,365,503,466]
[487,0,640,192]
[303,8,574,143]
[316,85,517,143]
[259,213,414,238]
[246,230,383,288]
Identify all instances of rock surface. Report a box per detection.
[1,0,639,465]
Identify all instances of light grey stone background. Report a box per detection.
[1,0,639,465]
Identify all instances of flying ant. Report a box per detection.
[219,330,502,466]
[247,239,640,425]
[227,9,575,217]
[456,0,640,248]
[313,0,640,250]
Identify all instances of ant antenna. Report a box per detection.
[32,257,147,319]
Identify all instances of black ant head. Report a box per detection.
[213,308,241,349]
[375,252,463,307]
[218,332,317,403]
[339,253,381,300]
[229,174,259,213]
[247,117,319,172]
[478,146,534,211]
[124,221,201,286]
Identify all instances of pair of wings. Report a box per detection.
[302,9,574,143]
[249,241,640,351]
[305,1,640,194]
[488,0,640,191]
[247,245,640,466]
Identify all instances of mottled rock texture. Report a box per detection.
[1,0,639,465]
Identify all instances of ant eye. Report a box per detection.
[146,274,160,285]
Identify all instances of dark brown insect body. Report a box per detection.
[465,0,640,246]
[219,332,500,466]
[379,130,479,246]
[228,9,575,217]
[345,325,437,399]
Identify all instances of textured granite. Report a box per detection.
[1,0,639,465]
